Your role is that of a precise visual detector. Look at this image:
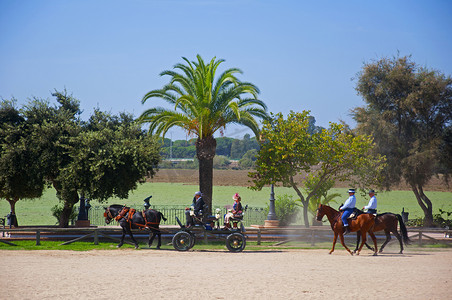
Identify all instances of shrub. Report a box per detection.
[51,204,77,225]
[264,194,300,226]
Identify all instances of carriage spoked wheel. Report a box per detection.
[226,233,246,252]
[172,231,194,251]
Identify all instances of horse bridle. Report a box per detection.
[104,207,114,223]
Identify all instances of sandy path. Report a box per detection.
[0,249,451,300]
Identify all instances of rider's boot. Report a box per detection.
[343,226,350,235]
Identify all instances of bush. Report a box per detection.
[213,155,231,169]
[51,204,77,225]
[264,194,300,226]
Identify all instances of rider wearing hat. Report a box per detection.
[340,189,357,234]
[185,191,205,227]
[223,193,243,229]
[363,189,377,214]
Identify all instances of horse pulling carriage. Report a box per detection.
[104,197,247,252]
[172,205,248,252]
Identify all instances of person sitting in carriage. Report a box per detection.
[223,193,243,230]
[363,189,377,214]
[339,188,357,235]
[185,191,205,227]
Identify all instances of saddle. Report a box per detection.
[347,208,360,220]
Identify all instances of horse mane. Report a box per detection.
[110,204,125,209]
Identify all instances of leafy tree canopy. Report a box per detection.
[353,55,452,226]
[250,111,385,227]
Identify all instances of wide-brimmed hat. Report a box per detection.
[233,193,241,200]
[368,189,375,194]
[348,189,355,193]
[194,191,202,196]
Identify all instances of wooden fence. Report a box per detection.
[1,226,451,247]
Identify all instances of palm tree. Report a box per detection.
[139,55,268,212]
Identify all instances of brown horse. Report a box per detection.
[316,204,378,256]
[354,212,411,254]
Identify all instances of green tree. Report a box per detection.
[139,55,268,212]
[353,55,452,226]
[24,91,161,227]
[239,149,258,169]
[0,99,45,226]
[303,174,340,225]
[250,111,385,227]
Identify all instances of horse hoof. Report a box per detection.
[135,245,139,249]
[373,253,378,256]
[156,246,160,250]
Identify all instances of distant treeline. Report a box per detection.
[159,117,324,169]
[160,133,259,160]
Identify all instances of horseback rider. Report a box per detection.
[185,191,205,227]
[340,189,357,235]
[363,189,377,214]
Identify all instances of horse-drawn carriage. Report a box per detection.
[172,205,248,252]
[104,197,247,252]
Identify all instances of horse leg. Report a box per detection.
[156,231,162,249]
[392,229,404,254]
[329,232,338,254]
[368,231,378,256]
[117,227,126,248]
[339,232,353,256]
[148,230,157,248]
[379,230,392,253]
[125,227,139,249]
[353,231,360,254]
[356,231,367,255]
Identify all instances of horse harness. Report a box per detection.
[108,206,160,230]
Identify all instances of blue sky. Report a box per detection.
[1,0,451,140]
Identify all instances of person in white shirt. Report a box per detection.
[363,189,377,214]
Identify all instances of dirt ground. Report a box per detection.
[150,169,451,191]
[0,248,451,299]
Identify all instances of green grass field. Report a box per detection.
[1,181,451,226]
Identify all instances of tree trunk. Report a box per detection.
[411,184,433,227]
[6,197,19,227]
[196,136,216,215]
[289,179,310,228]
[58,191,79,228]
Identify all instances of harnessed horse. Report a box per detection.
[104,205,167,249]
[316,204,378,256]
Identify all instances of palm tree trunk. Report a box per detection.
[196,136,216,215]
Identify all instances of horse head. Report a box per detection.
[316,204,325,221]
[103,205,123,224]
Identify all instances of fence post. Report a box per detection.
[36,230,40,246]
[257,229,261,245]
[94,229,99,245]
[310,230,315,246]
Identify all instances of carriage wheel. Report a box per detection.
[188,232,196,249]
[226,233,246,252]
[172,231,193,251]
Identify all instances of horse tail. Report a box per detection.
[159,212,167,222]
[396,214,411,245]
